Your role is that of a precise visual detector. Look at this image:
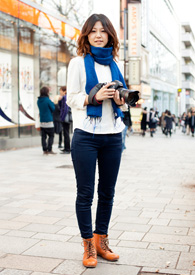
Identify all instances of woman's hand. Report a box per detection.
[113,90,125,106]
[95,83,116,101]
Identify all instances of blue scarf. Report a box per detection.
[84,46,127,119]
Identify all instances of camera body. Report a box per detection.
[109,80,139,106]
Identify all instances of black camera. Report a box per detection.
[109,80,139,106]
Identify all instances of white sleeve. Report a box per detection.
[67,57,86,110]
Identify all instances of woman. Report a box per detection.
[164,110,173,137]
[59,86,71,154]
[37,86,56,155]
[140,107,147,136]
[67,14,125,268]
[53,95,62,148]
[149,108,156,137]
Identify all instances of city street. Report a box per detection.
[0,128,195,275]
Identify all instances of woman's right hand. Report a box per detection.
[95,83,116,101]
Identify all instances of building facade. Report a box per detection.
[120,0,181,117]
[143,0,180,115]
[0,0,80,149]
[180,22,195,114]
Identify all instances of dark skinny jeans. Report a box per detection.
[41,127,54,152]
[71,129,122,239]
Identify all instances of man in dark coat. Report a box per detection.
[189,109,195,137]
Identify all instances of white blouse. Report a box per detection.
[67,56,125,134]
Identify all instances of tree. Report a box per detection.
[36,0,93,27]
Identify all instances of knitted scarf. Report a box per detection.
[84,46,127,119]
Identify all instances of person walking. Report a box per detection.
[59,86,71,154]
[67,14,125,268]
[149,108,156,137]
[121,104,132,151]
[164,110,173,137]
[53,95,63,148]
[189,109,195,137]
[37,86,56,154]
[140,107,147,136]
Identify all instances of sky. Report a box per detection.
[92,0,195,35]
[170,0,195,33]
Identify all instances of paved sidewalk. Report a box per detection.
[0,129,195,275]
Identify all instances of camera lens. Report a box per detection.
[118,88,139,106]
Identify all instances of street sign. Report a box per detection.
[129,59,140,85]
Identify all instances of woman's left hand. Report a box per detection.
[113,90,125,106]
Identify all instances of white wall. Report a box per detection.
[92,0,120,36]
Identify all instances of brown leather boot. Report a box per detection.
[82,237,97,268]
[93,233,119,261]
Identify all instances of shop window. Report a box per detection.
[0,13,18,136]
[18,21,39,137]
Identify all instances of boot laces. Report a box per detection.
[82,240,96,259]
[101,237,113,253]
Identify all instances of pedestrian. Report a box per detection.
[37,86,56,155]
[67,13,126,268]
[121,104,132,151]
[164,110,173,137]
[59,86,71,154]
[181,112,186,134]
[53,95,63,148]
[160,112,166,134]
[189,108,195,137]
[185,111,191,135]
[149,108,156,137]
[140,107,147,136]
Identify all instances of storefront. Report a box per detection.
[0,0,80,148]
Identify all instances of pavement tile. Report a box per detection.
[159,212,195,220]
[0,230,10,235]
[52,260,86,275]
[0,213,19,220]
[0,207,26,214]
[32,233,71,242]
[12,215,61,225]
[0,220,29,230]
[37,210,73,218]
[111,222,151,233]
[148,242,190,252]
[0,269,32,275]
[83,263,140,275]
[141,266,191,275]
[23,240,82,260]
[112,216,150,224]
[190,246,195,252]
[143,232,195,245]
[57,226,80,236]
[169,220,195,228]
[139,211,160,218]
[5,230,36,238]
[119,231,145,241]
[117,240,149,249]
[105,247,179,268]
[0,254,63,272]
[20,223,64,234]
[177,252,195,270]
[0,235,39,254]
[148,218,170,226]
[149,225,189,235]
[31,273,61,275]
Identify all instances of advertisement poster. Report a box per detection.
[19,56,34,124]
[0,52,13,127]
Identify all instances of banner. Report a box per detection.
[0,52,13,127]
[19,56,34,124]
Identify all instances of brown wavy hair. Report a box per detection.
[77,14,120,60]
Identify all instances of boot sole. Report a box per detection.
[97,253,119,261]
